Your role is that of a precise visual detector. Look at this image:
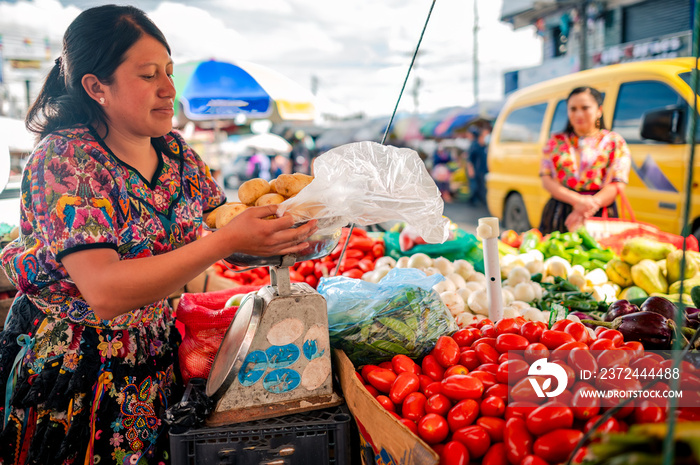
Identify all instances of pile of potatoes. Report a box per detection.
[206,173,314,229]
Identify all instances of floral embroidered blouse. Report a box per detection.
[539,129,631,192]
[1,125,226,329]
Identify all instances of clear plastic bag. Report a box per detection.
[317,268,458,366]
[277,142,450,244]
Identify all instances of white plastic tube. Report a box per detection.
[476,217,503,322]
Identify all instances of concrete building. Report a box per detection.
[501,0,693,94]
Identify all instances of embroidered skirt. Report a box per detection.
[0,295,183,465]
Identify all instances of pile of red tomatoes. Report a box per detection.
[355,317,700,465]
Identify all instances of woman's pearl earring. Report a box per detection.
[99,98,105,105]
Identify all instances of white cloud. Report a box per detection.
[0,0,543,118]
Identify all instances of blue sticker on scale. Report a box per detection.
[265,344,300,368]
[238,351,268,386]
[263,368,301,393]
[303,339,325,360]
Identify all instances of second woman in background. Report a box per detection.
[539,86,631,234]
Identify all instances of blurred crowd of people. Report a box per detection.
[427,125,491,207]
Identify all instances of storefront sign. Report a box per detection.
[594,34,688,66]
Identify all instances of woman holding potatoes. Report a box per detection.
[0,5,316,464]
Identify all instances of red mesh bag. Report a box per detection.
[176,285,262,383]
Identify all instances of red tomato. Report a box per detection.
[419,374,434,393]
[471,337,497,349]
[426,393,452,417]
[474,343,500,364]
[496,359,530,385]
[375,395,395,412]
[378,361,393,370]
[366,368,397,393]
[453,328,477,347]
[434,336,461,367]
[392,354,420,376]
[552,360,577,388]
[598,329,624,347]
[505,401,539,421]
[480,395,505,417]
[361,365,380,382]
[481,443,507,465]
[510,376,549,404]
[297,260,315,277]
[424,381,443,398]
[540,330,576,350]
[520,321,544,343]
[550,341,588,362]
[533,429,584,463]
[504,417,534,465]
[441,374,484,401]
[495,318,521,335]
[551,319,574,331]
[400,418,418,435]
[571,385,600,421]
[363,384,379,397]
[459,350,481,371]
[440,440,470,465]
[453,425,490,458]
[357,258,375,273]
[476,416,506,443]
[520,455,550,465]
[422,354,446,381]
[401,392,427,422]
[485,383,509,402]
[526,401,574,436]
[596,349,630,369]
[447,399,480,432]
[588,338,616,351]
[372,242,385,258]
[568,348,598,376]
[634,400,666,423]
[341,268,363,279]
[564,322,590,343]
[444,365,469,378]
[524,343,550,364]
[304,274,319,288]
[620,340,645,360]
[476,363,499,376]
[499,352,524,364]
[417,413,449,445]
[314,261,334,278]
[495,333,530,353]
[467,371,497,390]
[480,325,498,338]
[389,372,420,404]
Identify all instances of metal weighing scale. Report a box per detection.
[205,225,344,427]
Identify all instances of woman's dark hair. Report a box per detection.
[26,4,171,140]
[563,86,607,134]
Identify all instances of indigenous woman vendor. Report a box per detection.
[539,86,631,234]
[0,5,316,464]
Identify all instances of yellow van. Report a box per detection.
[487,58,699,236]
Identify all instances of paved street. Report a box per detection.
[224,187,493,236]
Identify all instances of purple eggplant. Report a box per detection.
[569,311,601,330]
[640,296,687,325]
[604,300,640,322]
[687,312,700,329]
[686,307,700,316]
[610,312,673,350]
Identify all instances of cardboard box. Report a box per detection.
[333,349,439,465]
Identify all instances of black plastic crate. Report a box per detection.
[169,381,352,465]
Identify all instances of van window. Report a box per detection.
[612,81,684,143]
[550,100,569,136]
[499,103,547,143]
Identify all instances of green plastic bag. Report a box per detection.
[384,228,483,271]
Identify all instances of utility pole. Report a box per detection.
[473,0,479,105]
[579,0,590,70]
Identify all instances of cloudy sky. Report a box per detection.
[0,0,543,118]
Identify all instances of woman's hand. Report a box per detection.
[565,211,585,232]
[220,205,318,257]
[573,194,600,217]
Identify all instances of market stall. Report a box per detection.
[163,136,700,465]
